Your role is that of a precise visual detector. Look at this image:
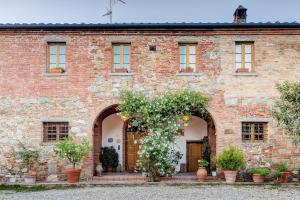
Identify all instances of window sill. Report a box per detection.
[109,72,133,76]
[176,72,202,77]
[43,72,68,77]
[232,72,258,77]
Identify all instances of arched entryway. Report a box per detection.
[93,105,216,176]
[175,113,216,173]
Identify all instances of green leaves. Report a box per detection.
[272,81,300,145]
[118,90,209,180]
[249,168,271,176]
[16,149,39,170]
[54,138,91,168]
[215,146,245,171]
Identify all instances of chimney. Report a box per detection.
[233,5,247,23]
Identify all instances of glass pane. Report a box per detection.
[113,46,120,54]
[59,63,65,69]
[123,45,130,54]
[59,55,65,64]
[245,62,251,69]
[50,55,56,64]
[49,63,57,69]
[189,55,196,64]
[235,54,242,62]
[124,55,130,64]
[49,45,57,54]
[180,63,186,69]
[245,44,252,53]
[60,45,66,54]
[235,44,242,53]
[124,63,130,69]
[179,45,186,54]
[189,46,196,54]
[114,63,120,69]
[245,54,252,62]
[180,55,186,64]
[114,55,120,64]
[236,62,242,68]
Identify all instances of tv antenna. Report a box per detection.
[102,0,126,23]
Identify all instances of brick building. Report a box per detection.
[0,6,300,180]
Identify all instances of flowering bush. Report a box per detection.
[118,90,208,181]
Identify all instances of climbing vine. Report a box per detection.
[118,90,209,181]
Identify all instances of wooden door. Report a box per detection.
[126,132,143,171]
[187,142,202,172]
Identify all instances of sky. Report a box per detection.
[0,0,299,24]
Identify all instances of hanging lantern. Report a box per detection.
[182,115,190,122]
[120,114,129,121]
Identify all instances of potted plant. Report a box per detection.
[49,67,65,73]
[249,168,270,183]
[16,149,39,184]
[211,165,217,177]
[100,146,119,172]
[215,146,245,183]
[197,159,209,182]
[54,138,91,183]
[236,68,249,73]
[114,68,128,73]
[180,66,194,73]
[276,163,289,183]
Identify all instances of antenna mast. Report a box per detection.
[102,0,126,23]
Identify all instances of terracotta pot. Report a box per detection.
[114,68,128,73]
[223,170,237,183]
[65,168,81,183]
[236,68,249,73]
[197,167,208,182]
[106,166,113,172]
[180,68,194,73]
[252,174,265,183]
[280,171,289,183]
[49,68,64,73]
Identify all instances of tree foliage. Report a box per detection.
[54,138,91,168]
[118,90,209,180]
[215,146,245,171]
[272,81,300,145]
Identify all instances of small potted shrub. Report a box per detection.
[276,163,289,183]
[17,149,39,184]
[249,168,270,183]
[197,159,209,182]
[49,67,65,74]
[114,68,128,73]
[54,138,91,183]
[215,146,245,183]
[180,66,194,73]
[100,146,119,172]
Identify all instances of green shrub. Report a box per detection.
[16,149,39,172]
[100,146,119,169]
[297,168,300,174]
[249,168,271,176]
[198,160,209,168]
[54,138,91,168]
[215,146,244,171]
[276,163,288,172]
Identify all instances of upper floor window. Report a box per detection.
[242,122,267,143]
[43,122,69,142]
[179,44,196,73]
[113,44,130,73]
[48,42,66,73]
[235,42,254,73]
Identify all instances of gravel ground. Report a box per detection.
[1,185,300,200]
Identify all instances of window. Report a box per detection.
[179,44,196,72]
[235,42,254,73]
[48,42,66,73]
[43,122,69,142]
[113,44,130,73]
[242,122,267,143]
